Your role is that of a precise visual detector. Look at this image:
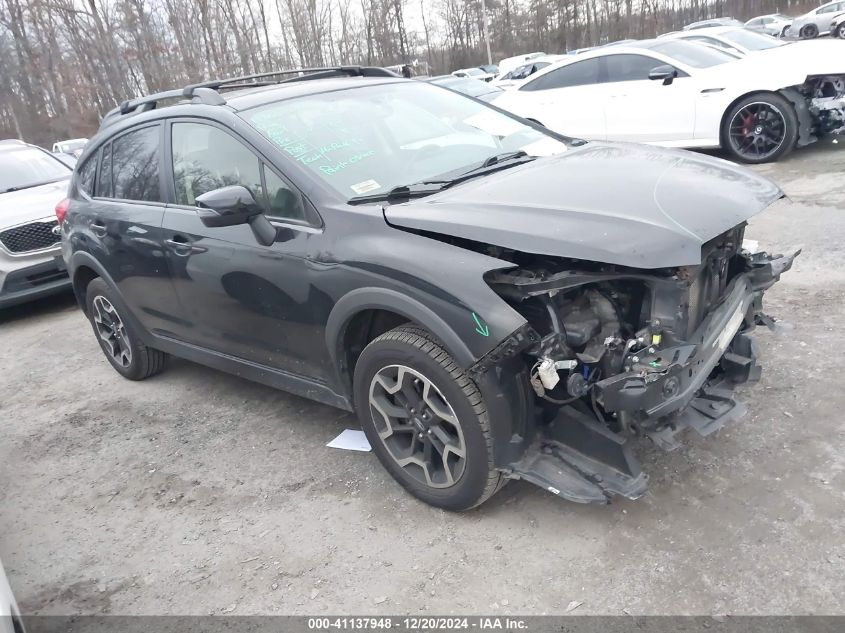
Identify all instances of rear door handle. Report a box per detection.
[91,221,107,237]
[165,236,207,256]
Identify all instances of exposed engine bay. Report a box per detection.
[794,75,845,140]
[478,226,799,503]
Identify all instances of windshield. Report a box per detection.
[649,40,738,67]
[0,146,70,193]
[245,82,567,200]
[720,28,785,50]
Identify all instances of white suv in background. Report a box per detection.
[0,140,72,308]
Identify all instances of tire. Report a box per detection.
[721,92,798,164]
[800,23,819,39]
[780,25,790,38]
[837,23,845,39]
[85,277,167,381]
[353,325,502,511]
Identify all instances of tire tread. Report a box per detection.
[367,325,502,509]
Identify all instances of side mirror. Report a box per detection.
[648,65,678,86]
[196,185,263,228]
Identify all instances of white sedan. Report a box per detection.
[492,39,845,163]
[451,67,495,82]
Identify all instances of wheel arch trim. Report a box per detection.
[326,287,476,382]
[68,250,153,346]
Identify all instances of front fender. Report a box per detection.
[326,286,476,370]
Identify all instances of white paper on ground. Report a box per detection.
[742,238,759,252]
[326,429,372,452]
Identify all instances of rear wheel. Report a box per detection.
[722,93,798,164]
[800,23,819,39]
[353,325,502,511]
[85,278,167,380]
[837,22,845,39]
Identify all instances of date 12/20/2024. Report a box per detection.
[307,617,530,631]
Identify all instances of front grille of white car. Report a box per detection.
[0,220,60,254]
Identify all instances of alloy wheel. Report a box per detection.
[368,364,466,488]
[728,102,787,161]
[92,295,132,367]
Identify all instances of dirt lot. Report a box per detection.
[2,143,844,616]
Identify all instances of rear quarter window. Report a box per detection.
[76,153,97,197]
[110,125,162,202]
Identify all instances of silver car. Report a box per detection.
[745,13,793,37]
[787,0,845,38]
[0,140,73,308]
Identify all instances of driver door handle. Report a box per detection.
[165,235,207,256]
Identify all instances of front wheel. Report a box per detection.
[800,23,819,39]
[836,22,845,39]
[353,325,503,511]
[722,93,798,164]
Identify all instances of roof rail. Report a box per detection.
[99,66,399,130]
[184,65,399,92]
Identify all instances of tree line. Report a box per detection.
[0,0,819,145]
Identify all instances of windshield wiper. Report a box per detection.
[347,152,536,205]
[3,178,65,194]
[348,181,450,205]
[480,150,528,167]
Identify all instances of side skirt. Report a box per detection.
[150,334,353,412]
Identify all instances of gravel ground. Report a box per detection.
[1,142,844,616]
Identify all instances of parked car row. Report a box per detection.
[683,3,845,40]
[449,2,845,89]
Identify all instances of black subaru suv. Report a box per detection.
[61,67,797,510]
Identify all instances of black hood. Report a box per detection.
[383,143,783,269]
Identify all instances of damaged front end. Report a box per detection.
[479,227,799,504]
[788,74,845,145]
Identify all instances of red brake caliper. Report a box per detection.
[741,112,756,137]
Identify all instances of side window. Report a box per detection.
[604,54,664,82]
[521,59,601,91]
[111,126,162,202]
[171,122,262,206]
[747,18,761,26]
[97,142,113,199]
[262,166,306,222]
[76,152,98,197]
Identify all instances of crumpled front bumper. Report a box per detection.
[507,249,799,504]
[594,250,799,449]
